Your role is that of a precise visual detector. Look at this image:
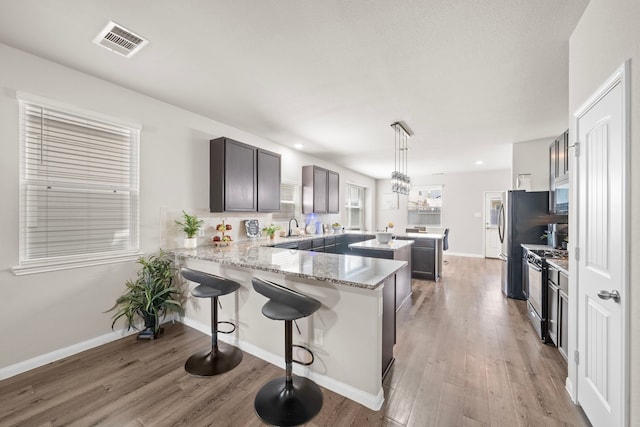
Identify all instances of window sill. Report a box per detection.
[12,252,143,276]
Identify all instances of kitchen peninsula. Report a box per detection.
[172,239,407,410]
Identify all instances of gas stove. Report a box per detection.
[526,248,569,261]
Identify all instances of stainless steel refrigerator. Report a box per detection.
[498,190,562,299]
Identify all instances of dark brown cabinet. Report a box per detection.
[396,236,442,281]
[210,137,281,212]
[257,149,281,212]
[302,165,339,214]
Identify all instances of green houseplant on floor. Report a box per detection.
[108,250,184,339]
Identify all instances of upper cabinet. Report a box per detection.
[257,148,281,212]
[302,165,340,214]
[549,130,569,214]
[210,137,281,212]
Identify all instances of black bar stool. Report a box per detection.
[252,277,323,426]
[181,268,243,376]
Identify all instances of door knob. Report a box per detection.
[597,290,621,302]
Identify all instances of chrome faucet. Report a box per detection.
[288,218,299,237]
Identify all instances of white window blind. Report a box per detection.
[272,182,298,222]
[15,95,140,273]
[345,183,365,229]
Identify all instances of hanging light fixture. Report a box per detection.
[391,122,411,194]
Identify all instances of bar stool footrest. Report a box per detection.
[292,344,314,366]
[217,320,236,334]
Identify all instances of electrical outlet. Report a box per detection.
[314,328,324,347]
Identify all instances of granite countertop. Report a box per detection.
[170,240,407,290]
[349,239,414,251]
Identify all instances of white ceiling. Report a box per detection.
[0,1,588,179]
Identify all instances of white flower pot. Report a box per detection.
[184,237,197,249]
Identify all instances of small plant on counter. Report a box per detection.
[175,211,203,238]
[107,250,184,340]
[262,224,281,239]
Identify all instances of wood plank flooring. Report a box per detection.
[0,256,590,426]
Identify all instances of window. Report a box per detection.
[272,182,299,223]
[14,93,141,274]
[345,183,365,229]
[408,185,442,227]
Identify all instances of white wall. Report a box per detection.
[0,43,375,372]
[512,136,556,191]
[376,170,510,256]
[569,0,640,423]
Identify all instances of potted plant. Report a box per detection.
[107,250,184,339]
[175,210,203,248]
[262,224,281,240]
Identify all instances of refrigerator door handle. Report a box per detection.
[497,203,505,243]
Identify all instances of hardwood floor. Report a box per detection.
[0,256,590,426]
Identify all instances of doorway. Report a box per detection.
[483,191,502,259]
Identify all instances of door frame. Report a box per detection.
[483,191,503,258]
[569,60,630,425]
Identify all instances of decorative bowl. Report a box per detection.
[375,232,393,244]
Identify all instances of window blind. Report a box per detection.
[272,182,298,222]
[345,183,365,229]
[18,97,140,268]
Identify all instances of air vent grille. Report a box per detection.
[94,21,148,58]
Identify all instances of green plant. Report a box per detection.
[107,250,184,337]
[262,224,281,236]
[175,210,203,238]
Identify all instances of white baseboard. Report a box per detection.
[444,251,484,258]
[1,316,384,411]
[0,327,137,381]
[180,316,384,410]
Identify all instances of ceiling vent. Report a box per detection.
[93,21,149,58]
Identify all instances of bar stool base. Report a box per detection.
[254,376,323,426]
[184,342,242,376]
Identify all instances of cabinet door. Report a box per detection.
[412,246,435,280]
[547,281,559,345]
[559,291,569,361]
[257,149,281,212]
[313,167,328,213]
[328,170,340,213]
[225,139,257,211]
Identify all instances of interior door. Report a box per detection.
[575,63,628,427]
[484,191,502,258]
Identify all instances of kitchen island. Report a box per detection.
[349,238,413,311]
[396,232,444,281]
[171,240,406,410]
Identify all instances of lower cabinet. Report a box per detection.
[381,274,395,378]
[397,237,441,280]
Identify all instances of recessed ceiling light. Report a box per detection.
[475,160,484,165]
[294,143,304,150]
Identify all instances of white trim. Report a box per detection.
[12,252,143,275]
[443,251,484,258]
[16,91,142,130]
[571,60,630,426]
[0,327,138,381]
[180,316,385,410]
[565,376,575,402]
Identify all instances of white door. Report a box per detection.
[484,191,502,258]
[575,63,628,427]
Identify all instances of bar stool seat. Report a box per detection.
[181,268,243,376]
[252,277,323,426]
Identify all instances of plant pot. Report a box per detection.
[269,233,275,240]
[138,312,162,340]
[184,237,197,248]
